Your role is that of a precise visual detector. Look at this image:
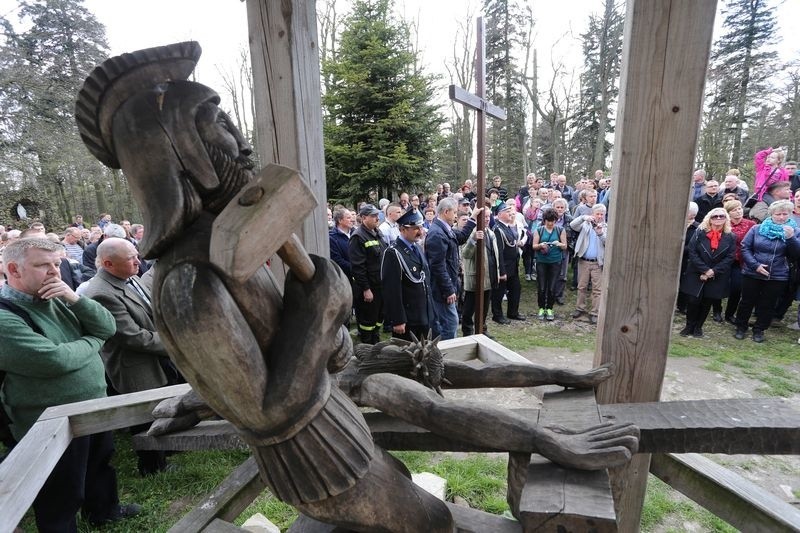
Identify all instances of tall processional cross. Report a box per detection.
[449,17,506,334]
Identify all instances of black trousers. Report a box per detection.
[684,294,716,333]
[492,262,521,318]
[354,286,383,343]
[392,324,430,342]
[724,264,743,320]
[735,277,787,333]
[536,261,560,309]
[462,289,491,334]
[33,431,120,533]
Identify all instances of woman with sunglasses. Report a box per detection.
[679,208,736,338]
[734,199,800,342]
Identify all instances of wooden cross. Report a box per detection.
[449,17,506,334]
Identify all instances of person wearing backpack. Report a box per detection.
[531,208,568,321]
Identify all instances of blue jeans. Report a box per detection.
[432,299,458,340]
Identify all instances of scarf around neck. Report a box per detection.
[707,229,722,250]
[759,217,798,241]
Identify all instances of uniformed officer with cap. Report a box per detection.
[380,208,433,341]
[349,204,387,343]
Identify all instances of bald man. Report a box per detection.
[83,238,180,475]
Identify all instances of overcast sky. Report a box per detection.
[1,0,798,112]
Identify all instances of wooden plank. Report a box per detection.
[133,398,800,455]
[169,456,265,532]
[0,417,72,532]
[246,0,329,285]
[602,398,800,454]
[593,0,718,528]
[202,518,250,533]
[134,420,248,451]
[448,84,507,120]
[39,384,191,437]
[516,390,617,532]
[650,453,800,533]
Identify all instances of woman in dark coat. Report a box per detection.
[679,207,736,338]
[734,199,800,342]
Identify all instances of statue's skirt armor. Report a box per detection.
[255,387,375,505]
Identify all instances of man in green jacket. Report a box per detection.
[0,238,139,530]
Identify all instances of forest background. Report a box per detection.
[0,0,798,225]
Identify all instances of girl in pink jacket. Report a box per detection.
[753,147,788,201]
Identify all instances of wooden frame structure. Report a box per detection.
[2,335,799,532]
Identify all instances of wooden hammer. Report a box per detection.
[209,164,317,283]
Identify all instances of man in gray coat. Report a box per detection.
[84,237,179,474]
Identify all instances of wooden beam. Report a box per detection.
[514,390,617,532]
[650,453,800,533]
[593,0,717,528]
[132,398,800,455]
[448,84,507,120]
[0,416,72,531]
[246,0,328,283]
[169,456,265,533]
[39,383,191,437]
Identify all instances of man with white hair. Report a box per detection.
[83,238,178,475]
[723,174,748,204]
[691,169,707,201]
[570,204,608,325]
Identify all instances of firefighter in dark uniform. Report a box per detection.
[349,204,387,343]
[381,208,433,342]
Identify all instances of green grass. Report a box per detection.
[641,476,737,533]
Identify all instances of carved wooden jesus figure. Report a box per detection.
[76,42,638,531]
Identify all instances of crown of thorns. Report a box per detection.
[75,41,202,169]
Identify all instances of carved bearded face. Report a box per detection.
[195,102,255,213]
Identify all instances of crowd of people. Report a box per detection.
[328,171,613,343]
[330,146,800,346]
[680,147,800,343]
[0,214,168,530]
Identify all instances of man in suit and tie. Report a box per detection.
[381,208,433,341]
[492,203,526,323]
[83,237,180,475]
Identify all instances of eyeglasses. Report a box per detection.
[710,215,726,219]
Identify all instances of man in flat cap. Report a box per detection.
[381,208,433,341]
[349,204,387,343]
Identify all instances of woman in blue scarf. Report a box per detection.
[734,200,800,342]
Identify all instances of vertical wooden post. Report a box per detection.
[593,0,717,530]
[246,0,328,283]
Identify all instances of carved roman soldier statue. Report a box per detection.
[76,42,637,531]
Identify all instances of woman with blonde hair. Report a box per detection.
[734,199,800,342]
[678,207,736,337]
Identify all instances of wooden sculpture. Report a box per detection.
[75,42,638,532]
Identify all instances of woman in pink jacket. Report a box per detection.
[753,147,788,201]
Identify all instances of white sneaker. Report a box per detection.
[525,274,531,281]
[788,322,800,330]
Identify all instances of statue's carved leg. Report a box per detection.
[295,447,452,533]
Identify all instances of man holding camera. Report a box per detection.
[570,204,608,325]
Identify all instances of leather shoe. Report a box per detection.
[493,317,511,325]
[679,327,692,337]
[724,316,736,325]
[88,503,142,526]
[733,329,746,340]
[571,310,585,319]
[508,314,526,321]
[589,315,598,325]
[713,312,723,323]
[691,328,704,338]
[752,331,765,343]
